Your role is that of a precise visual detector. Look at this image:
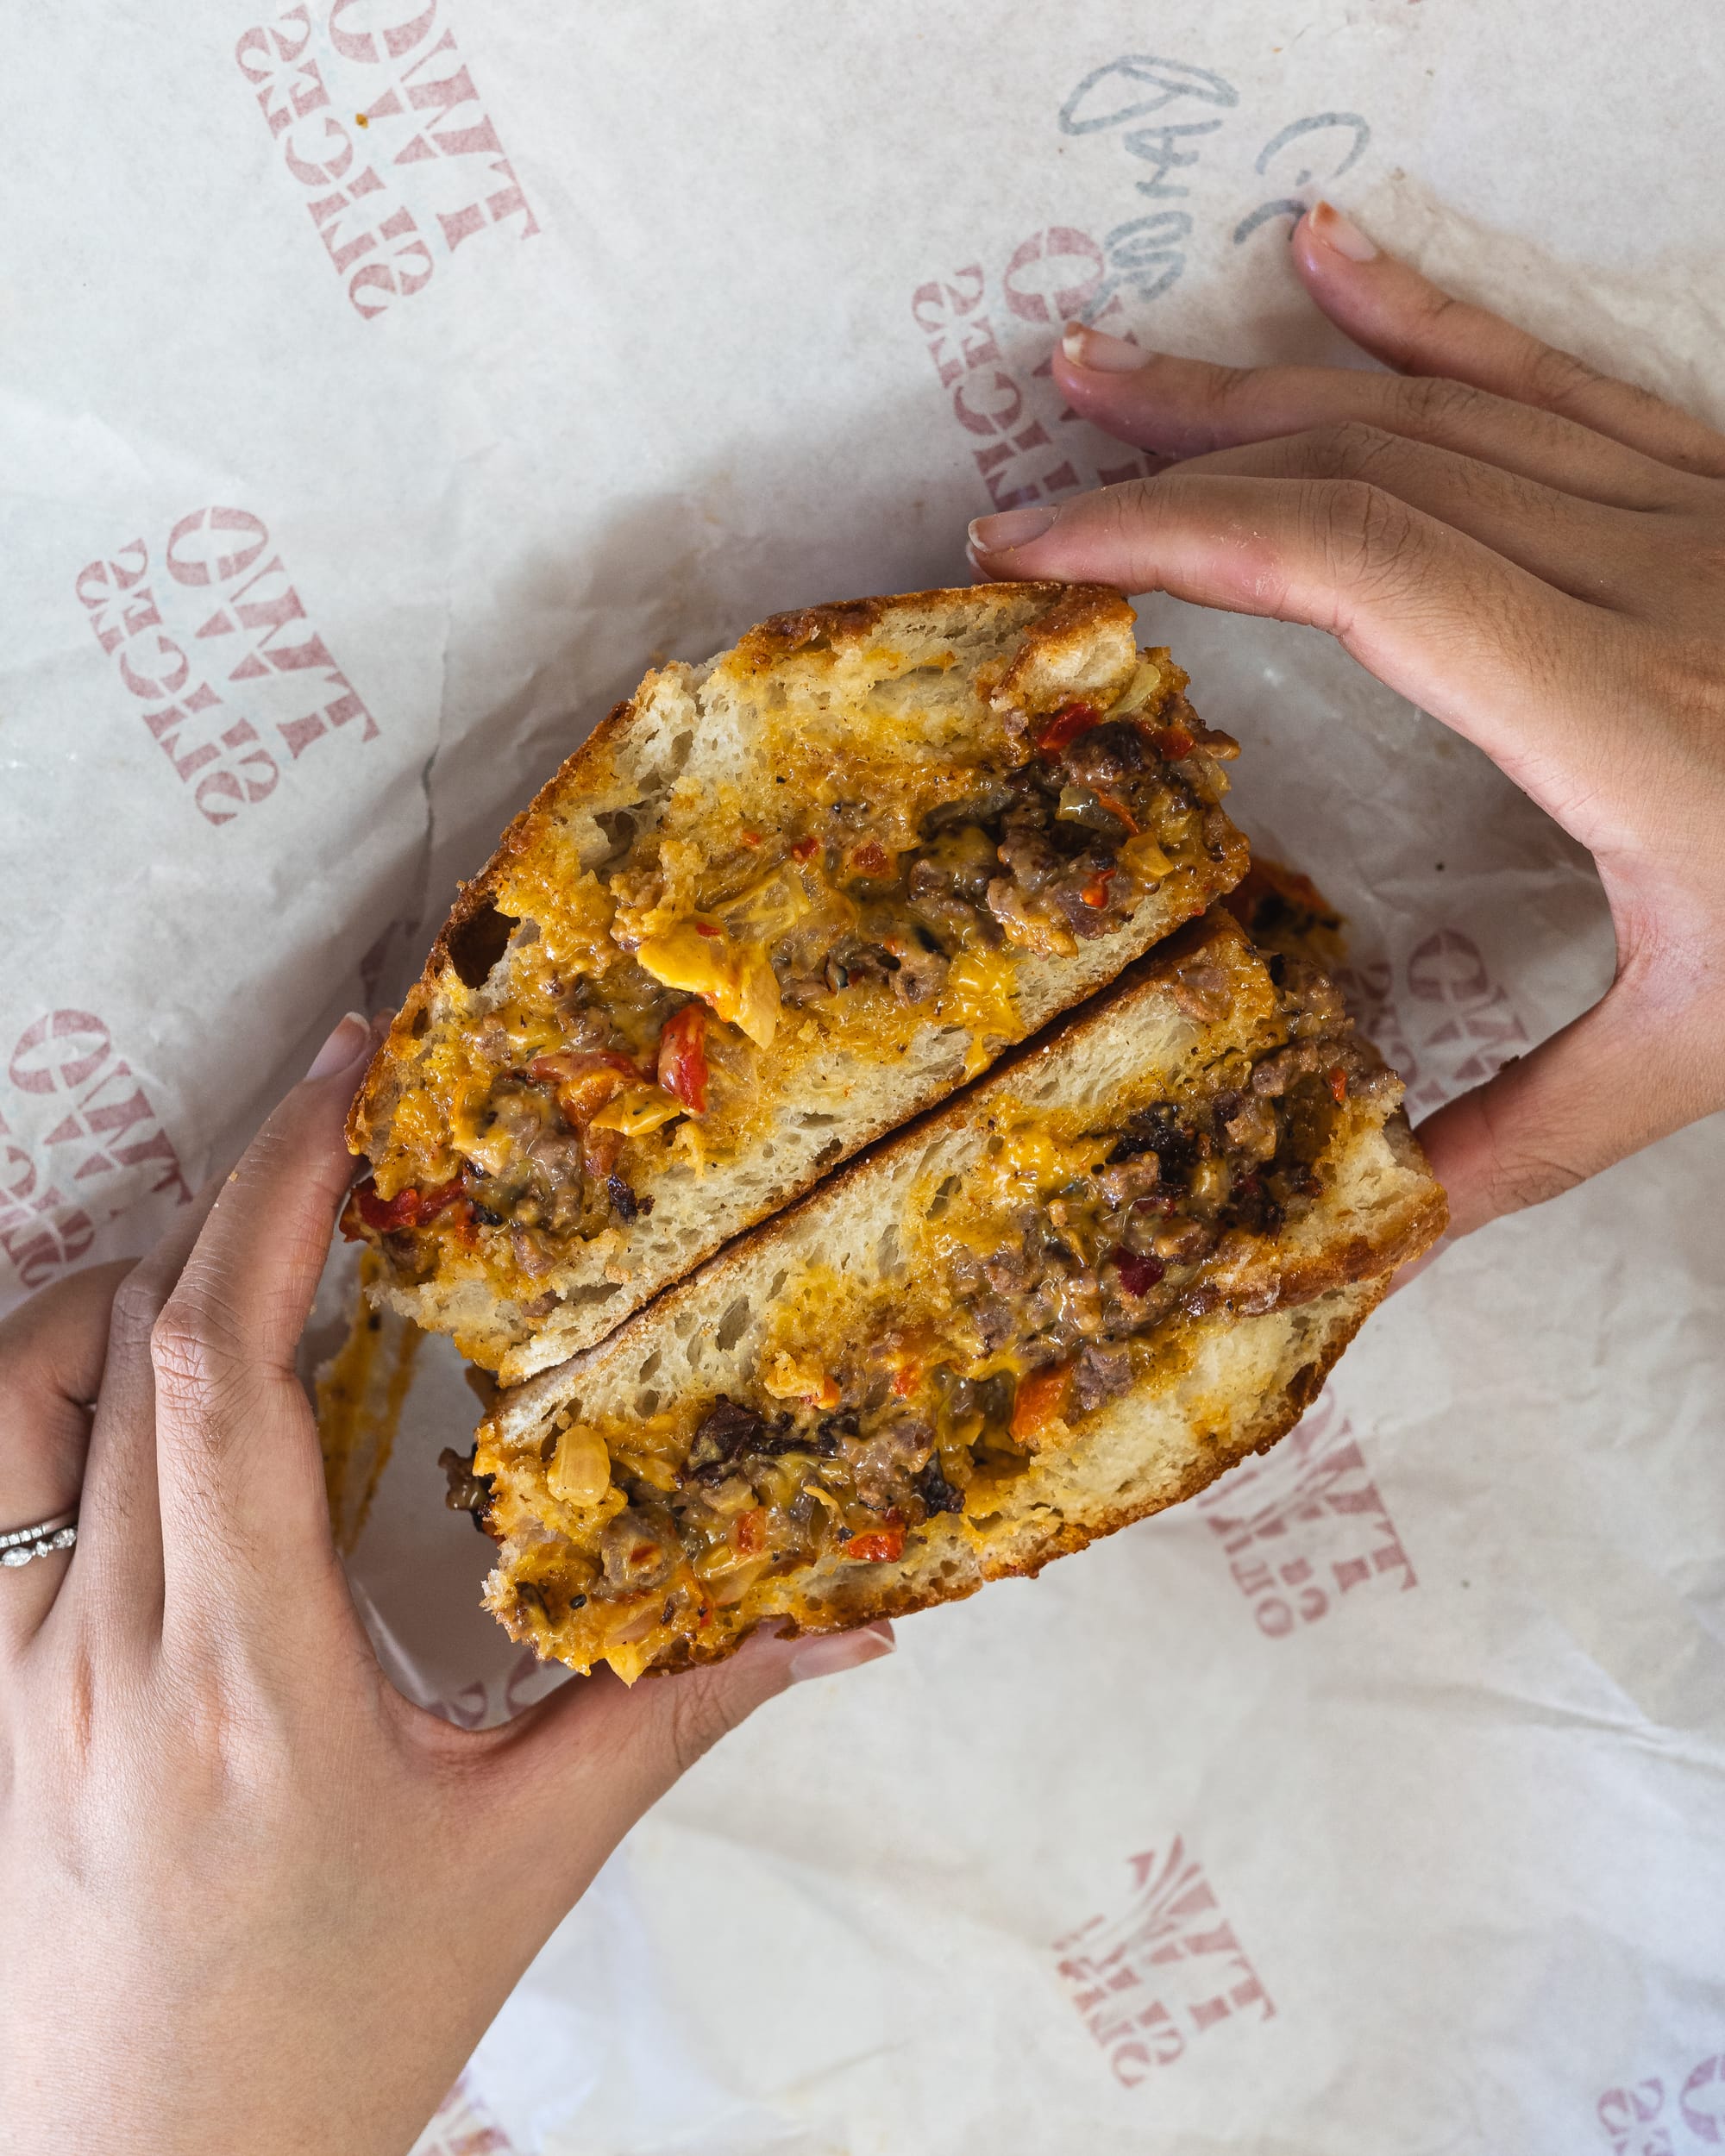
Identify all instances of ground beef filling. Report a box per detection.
[348,698,1239,1269]
[512,966,1396,1628]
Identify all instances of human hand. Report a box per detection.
[0,1014,892,2156]
[967,200,1725,1238]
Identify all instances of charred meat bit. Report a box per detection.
[1061,721,1148,786]
[1048,875,1120,942]
[1223,1094,1279,1161]
[915,1456,965,1515]
[1070,1344,1132,1416]
[891,938,949,1004]
[686,1395,766,1476]
[606,1170,650,1222]
[995,805,1065,895]
[848,1416,934,1511]
[921,787,1018,836]
[825,937,898,991]
[598,1506,682,1595]
[1098,1151,1159,1206]
[1170,962,1233,1023]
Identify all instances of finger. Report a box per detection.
[1291,200,1725,480]
[1055,323,1692,512]
[454,1622,897,1913]
[1414,963,1725,1238]
[0,1261,132,1651]
[69,1191,223,1647]
[966,473,1643,855]
[147,1014,374,1627]
[1165,424,1660,612]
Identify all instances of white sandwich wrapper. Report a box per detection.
[3,3,1722,2151]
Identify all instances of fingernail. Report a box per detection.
[306,1011,371,1081]
[788,1620,896,1683]
[968,505,1059,556]
[1061,323,1151,374]
[1308,200,1378,262]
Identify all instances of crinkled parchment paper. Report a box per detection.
[4,3,1722,2151]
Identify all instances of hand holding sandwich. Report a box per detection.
[970,202,1725,1238]
[0,1017,890,2156]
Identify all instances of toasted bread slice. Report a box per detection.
[345,584,1250,1382]
[473,912,1446,1681]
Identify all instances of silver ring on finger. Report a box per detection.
[0,1512,78,1568]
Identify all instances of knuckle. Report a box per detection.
[1518,339,1604,417]
[149,1283,242,1401]
[1098,476,1159,538]
[1306,419,1401,481]
[1492,1146,1588,1217]
[1199,361,1260,420]
[108,1263,168,1352]
[1309,478,1418,587]
[1396,373,1490,435]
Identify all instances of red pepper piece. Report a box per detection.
[656,1003,709,1114]
[1091,785,1140,834]
[1011,1360,1074,1442]
[1032,699,1100,756]
[791,834,821,862]
[530,1049,643,1130]
[1152,723,1195,761]
[845,1518,906,1564]
[1081,871,1113,909]
[1328,1064,1349,1106]
[1111,1246,1165,1298]
[348,1174,464,1237]
[734,1507,768,1557]
[850,840,890,878]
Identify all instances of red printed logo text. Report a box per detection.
[912,236,1158,514]
[1596,2053,1725,2152]
[0,1012,191,1294]
[1339,926,1532,1119]
[1054,1838,1273,2085]
[237,3,539,321]
[76,506,378,826]
[1194,1386,1416,1639]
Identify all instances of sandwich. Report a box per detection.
[342,584,1251,1383]
[466,909,1446,1682]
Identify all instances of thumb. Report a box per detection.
[1414,965,1725,1238]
